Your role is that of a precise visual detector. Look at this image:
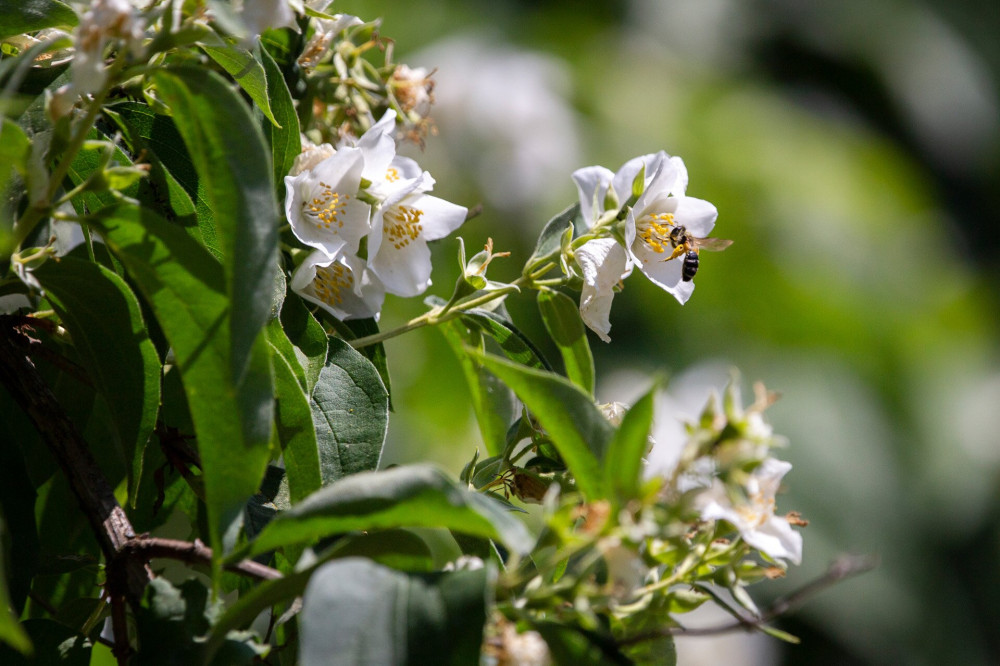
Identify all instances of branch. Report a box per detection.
[618,554,877,646]
[0,316,151,601]
[121,537,281,581]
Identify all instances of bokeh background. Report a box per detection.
[337,1,1000,663]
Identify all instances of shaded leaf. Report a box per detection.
[300,558,488,666]
[269,340,322,504]
[258,42,300,200]
[462,308,551,371]
[0,0,77,40]
[34,257,161,505]
[528,202,579,266]
[279,292,328,395]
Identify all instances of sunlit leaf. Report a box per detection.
[537,290,595,395]
[232,465,534,560]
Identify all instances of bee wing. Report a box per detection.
[692,237,733,252]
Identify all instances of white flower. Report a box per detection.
[284,146,371,258]
[240,0,301,37]
[66,0,144,99]
[290,250,385,320]
[500,623,551,666]
[576,239,631,342]
[572,151,683,228]
[624,159,719,304]
[696,458,802,565]
[347,110,468,297]
[297,14,363,68]
[367,174,467,297]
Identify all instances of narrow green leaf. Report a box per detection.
[0,0,78,40]
[90,203,273,559]
[270,342,322,504]
[33,257,161,505]
[529,202,579,266]
[604,384,657,506]
[279,292,328,395]
[0,120,29,175]
[300,559,488,666]
[310,338,388,485]
[258,42,300,198]
[537,290,595,395]
[233,465,534,559]
[152,66,279,386]
[200,43,280,127]
[462,309,550,371]
[439,319,516,457]
[473,352,613,499]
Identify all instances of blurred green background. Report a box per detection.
[337,0,1000,663]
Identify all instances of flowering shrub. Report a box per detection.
[0,1,858,663]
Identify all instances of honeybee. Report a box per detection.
[665,225,733,281]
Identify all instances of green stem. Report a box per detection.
[10,56,127,252]
[349,263,562,349]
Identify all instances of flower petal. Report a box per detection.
[291,250,385,320]
[284,148,371,258]
[368,227,434,297]
[611,151,667,205]
[571,165,614,227]
[744,517,803,565]
[673,195,718,237]
[575,238,632,343]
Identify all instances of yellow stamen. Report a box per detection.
[636,212,676,254]
[312,262,354,307]
[384,205,424,250]
[303,181,352,232]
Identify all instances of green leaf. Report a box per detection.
[279,292,328,395]
[200,43,280,128]
[604,383,657,506]
[462,309,550,371]
[342,318,392,403]
[438,319,516,457]
[528,202,579,266]
[269,340,322,504]
[0,120,29,176]
[136,578,266,665]
[531,620,633,666]
[0,523,30,655]
[300,559,489,666]
[258,42,300,199]
[0,0,78,40]
[151,66,279,385]
[473,352,613,499]
[34,257,161,505]
[90,203,273,560]
[537,290,595,395]
[233,464,534,560]
[310,338,388,485]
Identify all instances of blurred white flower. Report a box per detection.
[290,250,385,320]
[499,623,551,666]
[284,146,371,258]
[411,35,581,212]
[696,458,803,565]
[390,64,434,119]
[240,0,301,37]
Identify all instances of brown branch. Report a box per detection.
[121,536,282,581]
[0,316,151,601]
[618,554,877,646]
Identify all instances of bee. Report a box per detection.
[665,225,733,281]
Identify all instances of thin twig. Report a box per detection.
[120,537,282,581]
[618,554,877,646]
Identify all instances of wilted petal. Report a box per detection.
[576,238,632,343]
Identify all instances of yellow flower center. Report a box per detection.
[735,489,774,529]
[384,205,424,250]
[385,167,401,182]
[636,212,676,254]
[304,181,352,232]
[312,262,353,307]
